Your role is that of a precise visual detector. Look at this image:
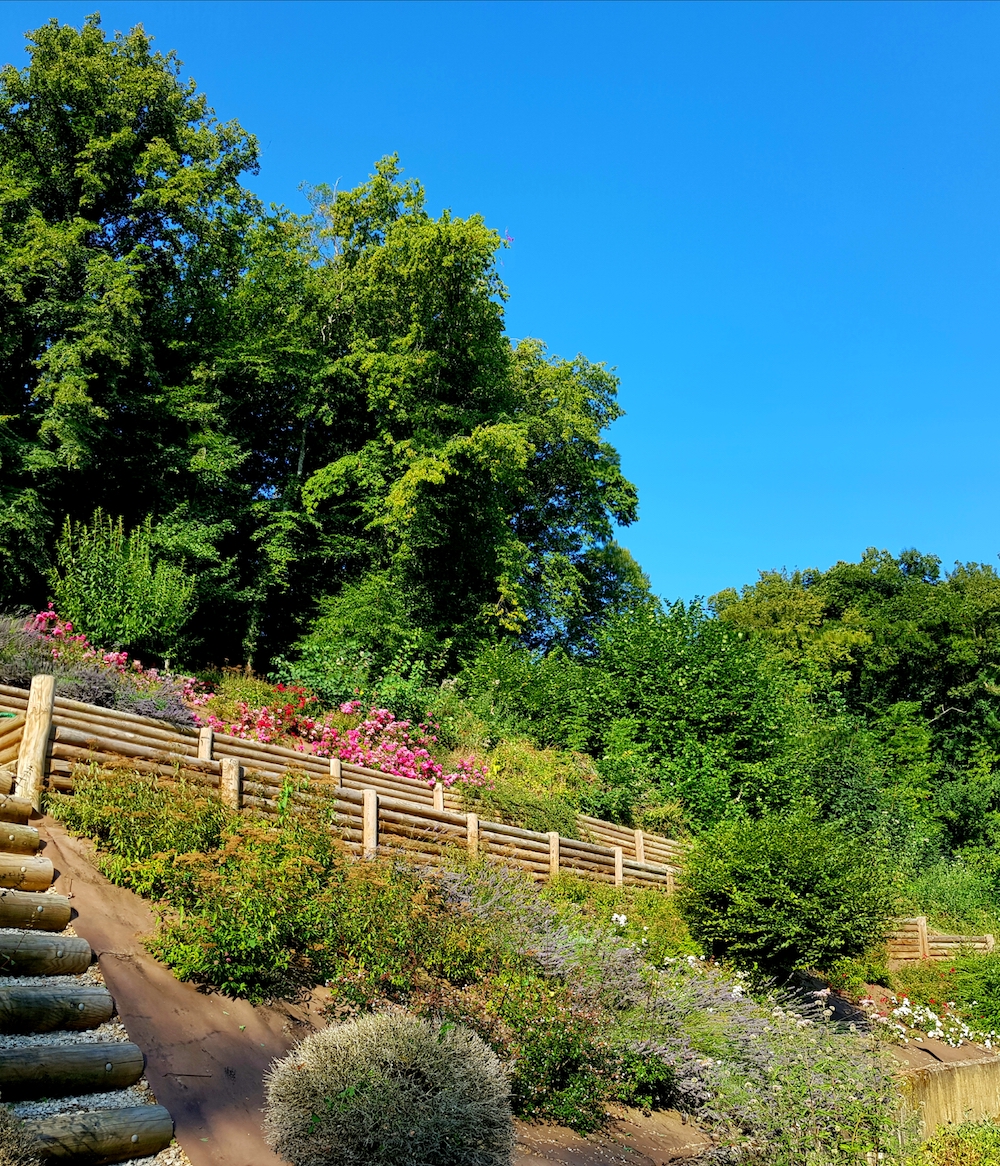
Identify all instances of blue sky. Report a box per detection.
[4,1,999,603]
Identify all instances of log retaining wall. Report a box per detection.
[0,681,681,891]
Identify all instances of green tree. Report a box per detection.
[677,808,897,977]
[283,159,641,665]
[0,14,257,651]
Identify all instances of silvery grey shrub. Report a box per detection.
[264,1013,515,1166]
[0,1107,40,1166]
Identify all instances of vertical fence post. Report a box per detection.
[330,758,342,788]
[666,868,675,895]
[634,829,645,864]
[467,812,479,860]
[613,846,624,888]
[197,726,214,762]
[220,758,243,810]
[18,675,55,812]
[363,789,379,857]
[916,915,930,960]
[548,832,560,881]
[433,783,445,812]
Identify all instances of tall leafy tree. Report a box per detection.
[291,161,641,661]
[0,19,642,667]
[0,15,256,625]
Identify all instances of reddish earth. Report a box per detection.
[39,818,712,1165]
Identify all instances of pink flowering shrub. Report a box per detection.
[198,691,489,790]
[25,607,489,789]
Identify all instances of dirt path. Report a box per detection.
[39,819,328,1166]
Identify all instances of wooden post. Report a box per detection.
[197,726,214,762]
[330,758,342,787]
[634,829,645,864]
[17,675,55,812]
[614,846,624,888]
[666,868,675,895]
[220,758,242,810]
[548,832,560,881]
[433,783,445,812]
[362,789,378,857]
[467,812,479,860]
[915,915,930,960]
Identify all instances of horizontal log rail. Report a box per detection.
[0,678,682,892]
[888,916,996,963]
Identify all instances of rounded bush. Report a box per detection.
[676,808,896,977]
[264,1013,514,1166]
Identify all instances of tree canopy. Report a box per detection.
[0,15,641,667]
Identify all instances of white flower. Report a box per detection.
[611,913,628,927]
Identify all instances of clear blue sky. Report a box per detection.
[4,1,999,603]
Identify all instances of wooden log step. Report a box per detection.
[0,795,31,824]
[0,932,92,976]
[23,1104,173,1164]
[0,985,113,1032]
[0,1041,144,1099]
[0,854,52,891]
[0,823,39,854]
[0,889,71,931]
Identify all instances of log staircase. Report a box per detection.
[0,777,173,1163]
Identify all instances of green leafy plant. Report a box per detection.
[263,1013,515,1166]
[677,808,898,977]
[910,1120,1000,1166]
[50,511,195,657]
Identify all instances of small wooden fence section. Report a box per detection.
[887,916,996,965]
[0,678,681,892]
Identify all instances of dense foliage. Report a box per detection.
[0,15,640,670]
[677,809,897,977]
[52,769,901,1163]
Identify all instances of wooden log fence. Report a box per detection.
[0,679,682,892]
[887,916,997,964]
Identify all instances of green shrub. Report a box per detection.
[52,768,488,1002]
[908,857,1000,936]
[0,1108,41,1166]
[49,768,229,900]
[677,808,897,976]
[911,1120,1000,1165]
[458,739,588,838]
[50,510,195,656]
[263,1013,514,1166]
[542,876,697,964]
[891,954,1000,1034]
